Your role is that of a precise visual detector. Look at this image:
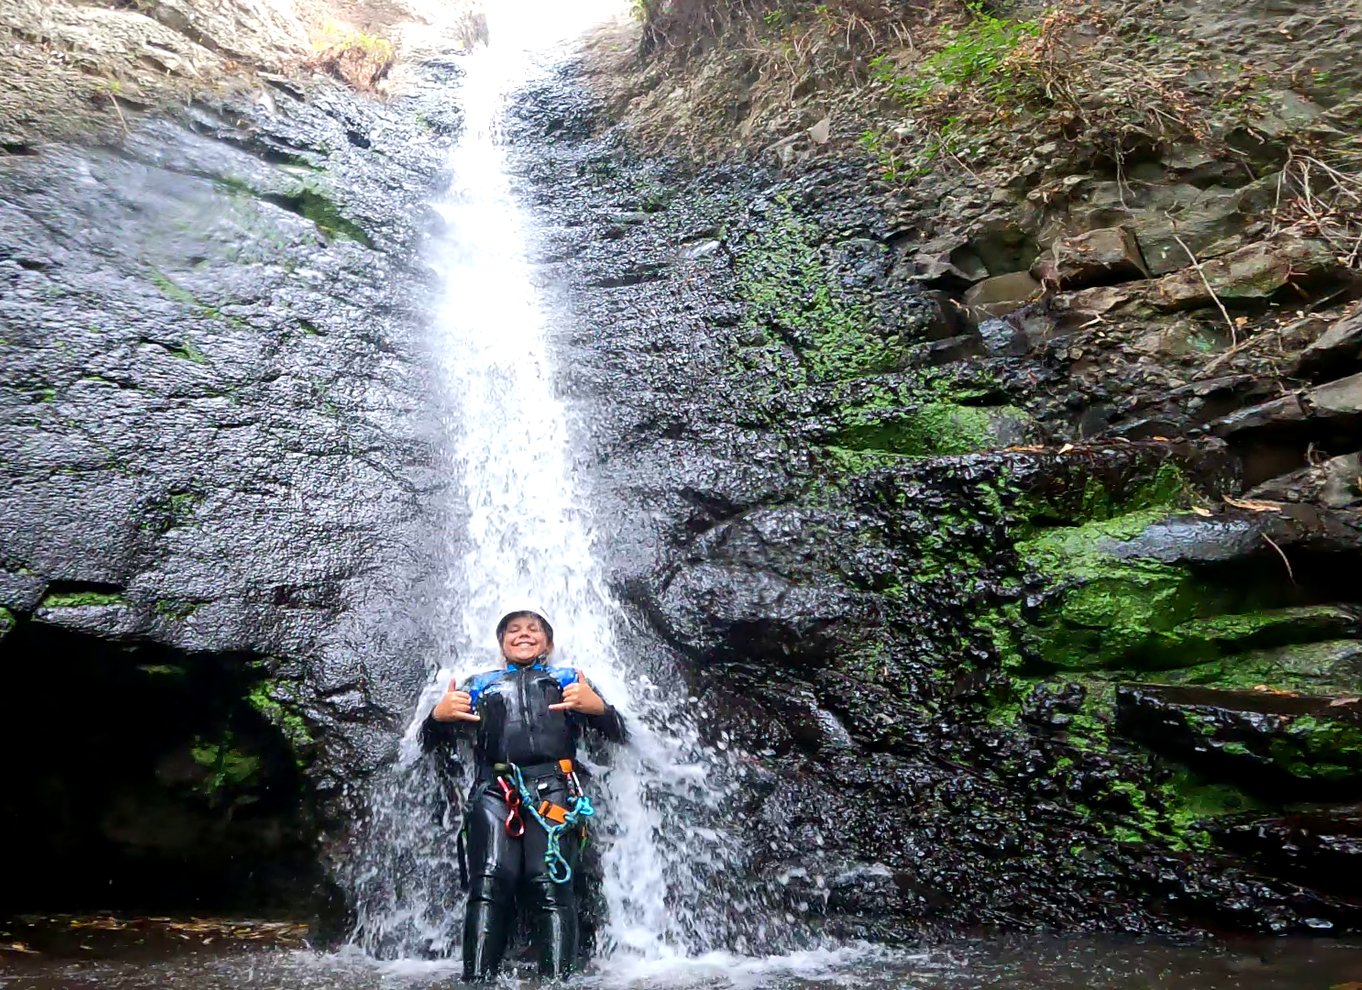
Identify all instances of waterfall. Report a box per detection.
[341,0,795,970]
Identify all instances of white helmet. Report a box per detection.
[495,605,554,643]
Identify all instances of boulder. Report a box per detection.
[1247,451,1362,509]
[962,271,1042,319]
[1209,804,1362,898]
[1296,309,1362,380]
[1031,226,1149,289]
[1115,684,1362,800]
[1150,235,1351,310]
[1102,503,1362,564]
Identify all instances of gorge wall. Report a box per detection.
[2,0,1360,944]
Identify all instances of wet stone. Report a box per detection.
[1296,308,1362,380]
[1115,684,1362,800]
[1208,804,1362,899]
[1031,225,1149,290]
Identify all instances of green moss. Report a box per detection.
[166,339,209,364]
[1097,766,1256,852]
[137,664,187,677]
[154,599,201,621]
[249,680,316,752]
[830,401,1014,457]
[191,736,263,794]
[40,590,125,608]
[1018,462,1193,527]
[148,270,198,307]
[0,606,14,638]
[1154,638,1362,695]
[733,199,895,386]
[1011,493,1339,671]
[1269,715,1362,782]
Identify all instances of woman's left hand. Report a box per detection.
[548,669,606,716]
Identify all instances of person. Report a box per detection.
[422,605,626,982]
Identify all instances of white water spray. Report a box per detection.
[345,0,791,967]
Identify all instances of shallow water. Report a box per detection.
[4,917,1360,990]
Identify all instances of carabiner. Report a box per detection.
[496,776,525,838]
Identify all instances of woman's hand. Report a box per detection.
[548,669,606,716]
[432,680,480,722]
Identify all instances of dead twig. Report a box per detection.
[1167,220,1238,346]
[1261,532,1296,585]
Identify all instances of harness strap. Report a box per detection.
[502,761,595,884]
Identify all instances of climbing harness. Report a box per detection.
[493,760,595,884]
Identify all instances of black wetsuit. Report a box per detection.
[422,660,625,981]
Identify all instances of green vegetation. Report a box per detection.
[40,590,125,608]
[871,4,1041,108]
[154,599,201,621]
[734,198,895,386]
[191,735,263,797]
[0,606,14,638]
[280,178,374,246]
[1271,715,1362,782]
[249,678,316,753]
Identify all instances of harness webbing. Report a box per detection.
[506,762,595,884]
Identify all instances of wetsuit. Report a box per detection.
[422,659,625,981]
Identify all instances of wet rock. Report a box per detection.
[1209,371,1362,443]
[1158,639,1362,698]
[1296,308,1362,381]
[0,61,460,913]
[920,333,986,365]
[962,271,1042,319]
[1115,684,1362,800]
[1247,452,1362,509]
[1150,235,1354,310]
[1102,503,1362,565]
[976,318,1031,357]
[650,508,876,671]
[1031,226,1149,289]
[1208,804,1362,898]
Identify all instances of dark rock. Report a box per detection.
[962,271,1043,319]
[977,318,1031,357]
[1115,684,1362,800]
[1209,371,1362,440]
[1031,226,1149,289]
[1157,639,1362,698]
[921,333,986,365]
[1103,503,1362,565]
[1247,451,1362,509]
[1209,804,1362,899]
[1296,308,1362,380]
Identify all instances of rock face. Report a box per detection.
[5,0,1362,948]
[0,66,463,911]
[496,46,1362,938]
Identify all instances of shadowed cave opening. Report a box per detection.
[0,620,320,916]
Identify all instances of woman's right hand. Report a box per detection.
[432,681,480,722]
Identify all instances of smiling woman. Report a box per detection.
[419,606,626,981]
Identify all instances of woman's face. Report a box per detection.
[501,615,551,663]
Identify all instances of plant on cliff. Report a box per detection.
[307,22,396,92]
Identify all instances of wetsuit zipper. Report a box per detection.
[519,665,539,762]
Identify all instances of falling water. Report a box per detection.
[343,0,797,972]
